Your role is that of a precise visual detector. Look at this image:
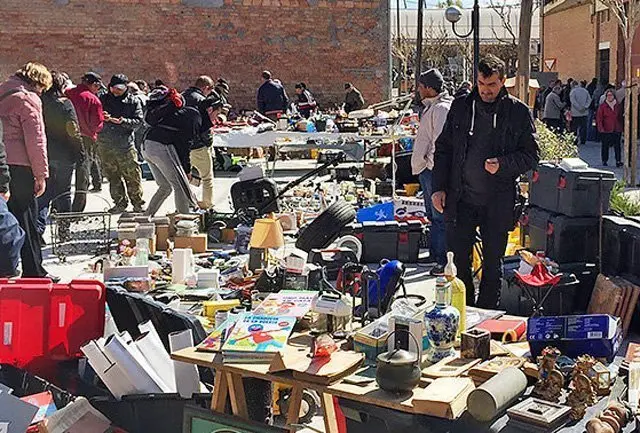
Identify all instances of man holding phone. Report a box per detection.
[98,74,145,214]
[431,55,539,308]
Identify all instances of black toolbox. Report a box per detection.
[525,206,599,263]
[397,221,423,263]
[602,215,640,286]
[529,163,615,217]
[500,262,597,316]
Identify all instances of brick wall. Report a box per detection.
[543,2,596,81]
[0,0,390,110]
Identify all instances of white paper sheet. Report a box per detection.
[102,333,163,394]
[135,331,177,392]
[81,340,136,400]
[172,249,193,284]
[168,330,200,398]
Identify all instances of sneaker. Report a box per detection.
[617,162,624,168]
[45,274,61,283]
[430,264,445,277]
[132,205,146,214]
[602,161,608,166]
[108,205,127,214]
[89,186,102,193]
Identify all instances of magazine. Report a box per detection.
[252,291,317,318]
[222,315,296,359]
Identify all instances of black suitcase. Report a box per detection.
[361,221,400,263]
[230,178,279,213]
[529,163,615,217]
[525,206,599,263]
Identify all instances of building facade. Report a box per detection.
[0,0,391,109]
[542,0,629,85]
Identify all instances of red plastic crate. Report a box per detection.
[0,279,105,372]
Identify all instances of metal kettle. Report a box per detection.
[375,330,422,393]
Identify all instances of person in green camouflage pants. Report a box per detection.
[98,74,145,213]
[99,146,144,211]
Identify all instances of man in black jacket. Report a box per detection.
[99,74,145,213]
[183,76,217,209]
[294,83,317,118]
[0,120,25,277]
[257,71,288,120]
[432,55,539,308]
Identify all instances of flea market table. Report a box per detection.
[171,346,448,433]
[171,347,637,433]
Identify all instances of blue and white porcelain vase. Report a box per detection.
[425,277,460,364]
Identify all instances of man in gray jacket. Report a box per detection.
[411,69,453,275]
[570,81,592,145]
[543,85,566,133]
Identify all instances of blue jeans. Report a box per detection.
[419,168,446,266]
[0,196,25,277]
[37,159,75,235]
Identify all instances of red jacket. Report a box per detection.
[65,84,104,141]
[596,101,623,133]
[0,76,48,179]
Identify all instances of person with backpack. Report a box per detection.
[143,87,224,216]
[37,71,85,240]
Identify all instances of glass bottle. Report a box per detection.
[445,252,466,339]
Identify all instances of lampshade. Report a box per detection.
[250,218,285,249]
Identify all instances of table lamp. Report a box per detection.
[249,217,285,270]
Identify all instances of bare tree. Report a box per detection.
[599,0,640,184]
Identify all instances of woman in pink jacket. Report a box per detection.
[0,62,52,277]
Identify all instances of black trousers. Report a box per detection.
[571,115,588,145]
[601,132,622,164]
[543,118,564,133]
[8,165,47,277]
[446,200,511,309]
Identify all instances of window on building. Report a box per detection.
[599,48,610,84]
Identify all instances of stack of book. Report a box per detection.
[468,357,525,385]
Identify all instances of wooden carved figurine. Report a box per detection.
[532,346,564,402]
[567,356,598,421]
[586,400,633,433]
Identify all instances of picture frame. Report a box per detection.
[183,406,288,433]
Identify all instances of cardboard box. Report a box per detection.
[156,225,169,251]
[527,314,622,361]
[174,234,208,253]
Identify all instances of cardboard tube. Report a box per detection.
[467,367,528,422]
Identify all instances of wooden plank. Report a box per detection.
[320,393,340,433]
[286,386,304,433]
[226,372,249,420]
[211,370,229,413]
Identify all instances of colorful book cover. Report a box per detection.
[222,315,296,354]
[252,291,317,318]
[20,391,57,423]
[196,314,244,353]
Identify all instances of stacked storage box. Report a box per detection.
[519,162,615,314]
[602,215,640,286]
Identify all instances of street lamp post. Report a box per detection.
[445,1,480,84]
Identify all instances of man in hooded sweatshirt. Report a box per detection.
[411,68,453,276]
[431,55,539,309]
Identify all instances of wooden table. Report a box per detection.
[171,347,434,433]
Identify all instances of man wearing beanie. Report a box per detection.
[411,68,453,276]
[98,74,145,213]
[432,55,539,309]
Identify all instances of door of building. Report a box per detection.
[599,48,610,84]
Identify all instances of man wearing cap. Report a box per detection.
[411,69,453,276]
[257,71,288,121]
[66,72,105,209]
[98,74,145,214]
[182,76,217,209]
[344,83,365,113]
